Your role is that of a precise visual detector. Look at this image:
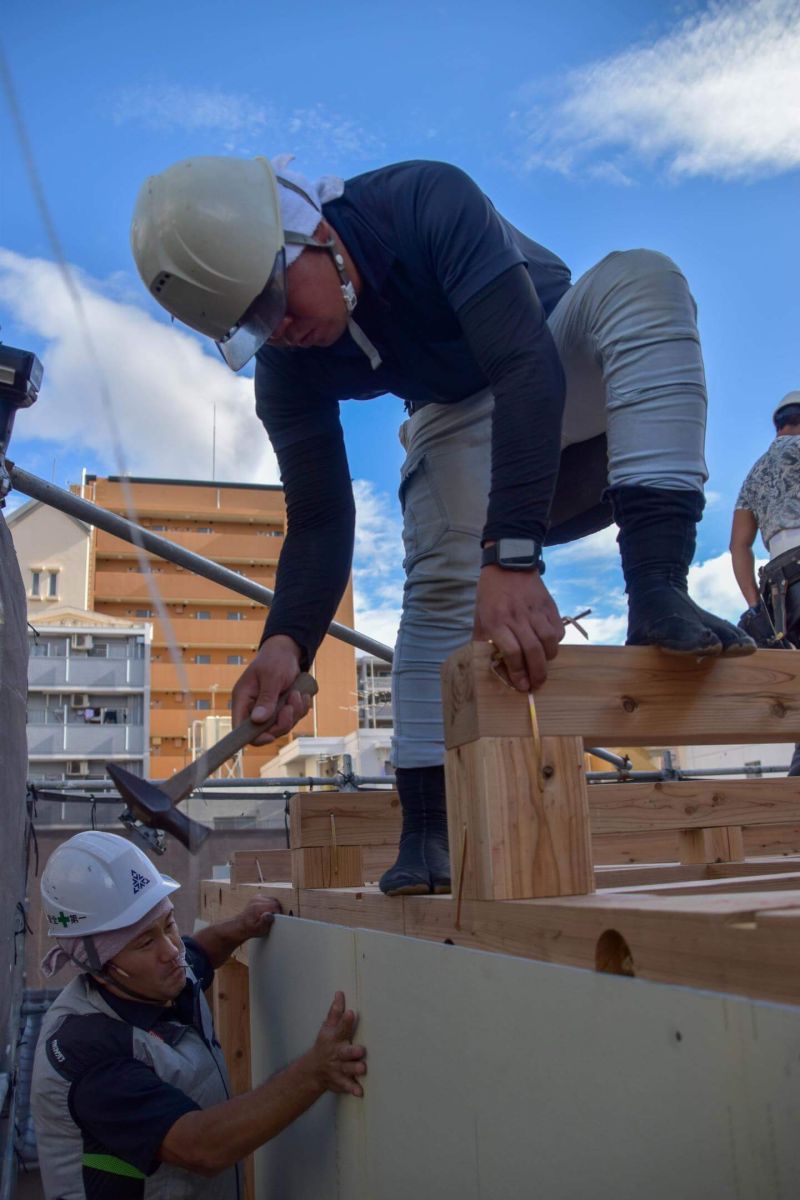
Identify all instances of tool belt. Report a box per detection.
[758,545,800,647]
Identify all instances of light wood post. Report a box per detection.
[442,642,594,901]
[213,959,254,1200]
[678,825,745,865]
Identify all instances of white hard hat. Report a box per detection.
[773,391,800,425]
[131,155,288,371]
[41,831,179,938]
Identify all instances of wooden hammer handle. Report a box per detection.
[161,672,319,805]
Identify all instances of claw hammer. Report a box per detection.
[106,673,318,852]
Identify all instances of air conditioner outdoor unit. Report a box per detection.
[66,760,89,776]
[71,634,93,650]
[70,694,91,708]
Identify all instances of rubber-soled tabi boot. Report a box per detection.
[379,765,452,897]
[609,485,756,658]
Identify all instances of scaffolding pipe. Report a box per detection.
[9,464,394,663]
[29,759,797,804]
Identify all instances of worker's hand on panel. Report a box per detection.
[474,567,564,691]
[231,635,311,746]
[305,991,367,1098]
[237,896,282,941]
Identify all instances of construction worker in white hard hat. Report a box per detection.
[132,154,754,898]
[31,832,366,1199]
[731,391,800,775]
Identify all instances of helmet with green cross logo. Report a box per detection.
[41,831,179,938]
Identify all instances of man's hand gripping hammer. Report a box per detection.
[106,673,319,852]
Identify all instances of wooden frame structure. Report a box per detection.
[205,644,800,1195]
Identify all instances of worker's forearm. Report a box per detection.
[191,920,246,970]
[731,544,760,607]
[259,432,355,667]
[162,1053,325,1175]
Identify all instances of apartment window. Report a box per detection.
[226,612,244,621]
[195,699,211,710]
[227,654,245,665]
[197,527,213,533]
[196,611,211,620]
[30,570,40,597]
[135,609,153,618]
[195,654,211,665]
[48,570,59,598]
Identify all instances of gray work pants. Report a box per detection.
[391,249,710,769]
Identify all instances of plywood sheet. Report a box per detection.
[247,919,800,1199]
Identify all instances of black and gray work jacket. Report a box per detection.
[31,938,240,1199]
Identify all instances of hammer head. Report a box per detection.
[107,764,210,853]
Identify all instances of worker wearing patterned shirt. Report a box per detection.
[731,391,800,775]
[732,391,800,640]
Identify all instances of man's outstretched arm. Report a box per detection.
[159,993,366,1176]
[232,424,355,744]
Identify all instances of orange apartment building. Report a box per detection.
[76,475,358,779]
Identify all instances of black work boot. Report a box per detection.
[609,485,756,657]
[379,766,451,897]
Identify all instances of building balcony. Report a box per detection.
[150,662,244,693]
[27,723,146,757]
[147,617,263,649]
[92,571,274,607]
[95,528,281,566]
[28,657,146,691]
[88,481,286,523]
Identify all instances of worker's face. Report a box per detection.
[107,908,187,1004]
[268,222,350,350]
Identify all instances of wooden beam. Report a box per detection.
[445,734,594,901]
[595,857,800,889]
[605,870,800,896]
[230,849,292,885]
[299,887,406,935]
[592,824,800,864]
[200,879,800,1007]
[588,778,800,833]
[442,641,800,747]
[402,889,800,1007]
[288,791,401,848]
[291,846,365,889]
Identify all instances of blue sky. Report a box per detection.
[2,0,798,650]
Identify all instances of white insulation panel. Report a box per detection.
[249,916,800,1200]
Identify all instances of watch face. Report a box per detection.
[498,538,540,566]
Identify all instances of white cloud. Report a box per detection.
[114,84,271,136]
[548,523,619,564]
[689,548,766,619]
[561,612,627,646]
[352,480,403,651]
[0,248,277,485]
[114,85,383,159]
[514,0,800,181]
